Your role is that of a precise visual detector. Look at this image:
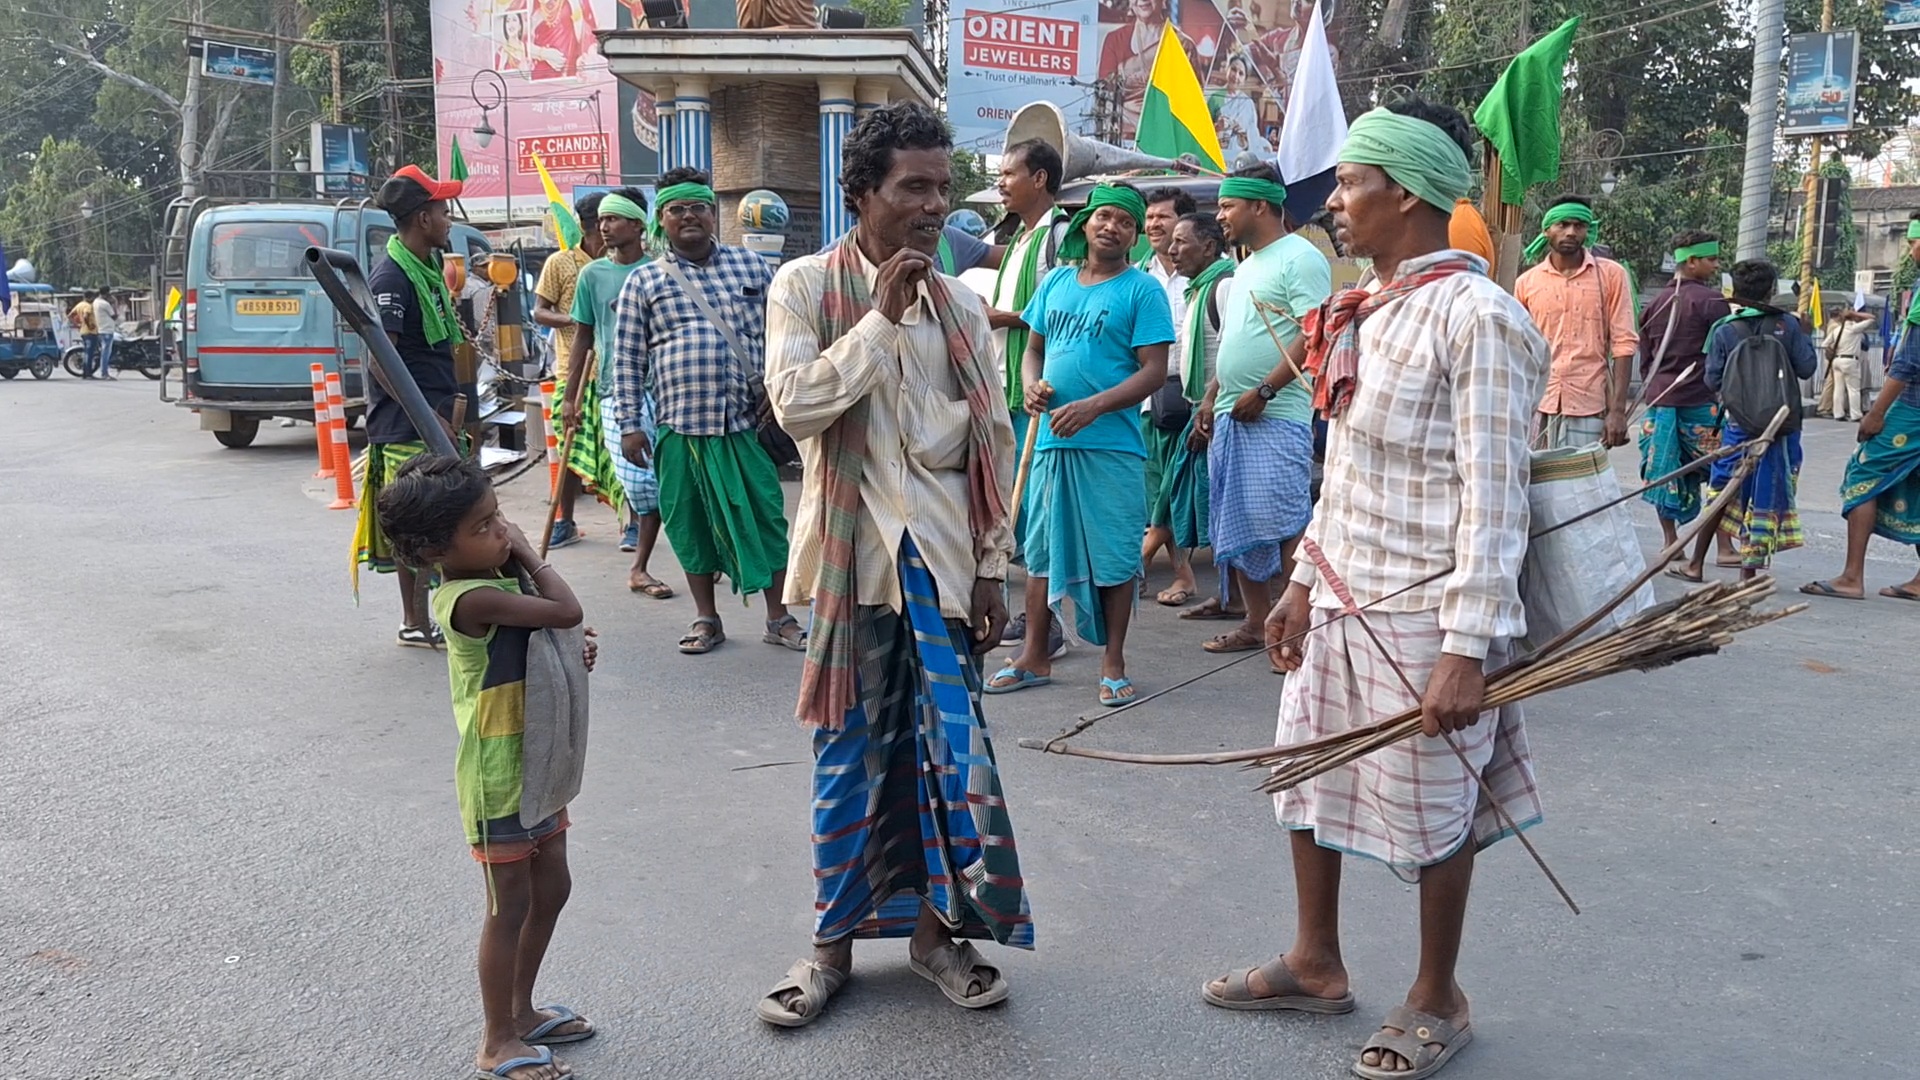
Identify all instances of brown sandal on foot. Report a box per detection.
[1352,1004,1473,1080]
[678,617,725,654]
[1202,626,1264,653]
[1201,957,1355,1013]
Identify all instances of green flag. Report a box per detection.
[448,135,470,183]
[1473,16,1580,206]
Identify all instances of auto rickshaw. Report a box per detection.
[0,284,64,380]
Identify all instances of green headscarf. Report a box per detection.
[1524,201,1599,263]
[1673,240,1720,263]
[598,192,647,221]
[1217,176,1289,209]
[1906,218,1920,240]
[650,182,716,239]
[1338,107,1474,213]
[383,234,463,347]
[1179,257,1235,399]
[1059,183,1147,262]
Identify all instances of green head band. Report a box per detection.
[1673,240,1721,263]
[598,193,647,221]
[1907,218,1920,240]
[650,182,716,238]
[1523,202,1600,263]
[1059,183,1148,262]
[1338,107,1473,213]
[1218,176,1289,209]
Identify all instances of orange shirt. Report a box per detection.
[1516,253,1639,418]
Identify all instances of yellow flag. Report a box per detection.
[1135,25,1227,172]
[165,286,183,320]
[529,150,582,250]
[1808,280,1824,330]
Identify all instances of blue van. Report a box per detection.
[165,198,490,447]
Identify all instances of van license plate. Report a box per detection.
[236,298,301,315]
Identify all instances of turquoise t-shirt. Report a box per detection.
[1213,232,1332,425]
[1022,265,1177,456]
[569,254,650,330]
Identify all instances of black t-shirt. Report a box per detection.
[366,255,461,446]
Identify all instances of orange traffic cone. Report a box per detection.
[325,372,356,510]
[541,379,560,494]
[310,363,335,479]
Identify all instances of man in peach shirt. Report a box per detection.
[1516,195,1639,448]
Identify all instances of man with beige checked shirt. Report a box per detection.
[1203,99,1551,1080]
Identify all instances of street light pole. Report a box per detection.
[1737,0,1786,261]
[470,70,511,225]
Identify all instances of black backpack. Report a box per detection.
[1719,315,1802,435]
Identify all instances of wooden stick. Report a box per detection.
[537,350,598,559]
[1008,379,1051,516]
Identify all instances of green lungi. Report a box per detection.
[654,427,790,595]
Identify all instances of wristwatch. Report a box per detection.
[1255,381,1279,401]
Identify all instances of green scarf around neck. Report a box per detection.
[990,204,1062,412]
[385,235,463,346]
[1179,257,1234,399]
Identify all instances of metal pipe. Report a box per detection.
[304,245,458,458]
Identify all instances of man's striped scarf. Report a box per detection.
[1302,256,1479,418]
[795,232,1009,731]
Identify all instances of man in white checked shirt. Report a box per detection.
[1204,100,1550,1080]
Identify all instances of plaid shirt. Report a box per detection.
[1291,251,1551,660]
[608,242,772,438]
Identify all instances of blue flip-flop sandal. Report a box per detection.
[984,666,1051,694]
[1098,677,1136,708]
[523,1003,595,1045]
[473,1043,565,1078]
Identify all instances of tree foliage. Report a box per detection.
[0,138,143,288]
[1330,0,1920,275]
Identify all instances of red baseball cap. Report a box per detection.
[377,165,464,219]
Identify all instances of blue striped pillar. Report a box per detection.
[673,77,712,176]
[656,92,678,174]
[819,76,858,245]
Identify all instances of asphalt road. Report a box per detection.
[5,378,1916,1079]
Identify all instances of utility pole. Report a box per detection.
[180,0,205,199]
[1737,0,1785,260]
[269,0,286,199]
[1796,0,1837,314]
[383,2,401,176]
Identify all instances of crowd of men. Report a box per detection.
[350,94,1920,1080]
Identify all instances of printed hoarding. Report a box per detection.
[310,123,372,197]
[1887,0,1920,31]
[1783,30,1860,135]
[948,6,1101,152]
[948,0,1340,158]
[433,0,658,222]
[201,40,277,87]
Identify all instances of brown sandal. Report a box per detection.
[678,617,725,654]
[1202,626,1264,653]
[1201,957,1355,1013]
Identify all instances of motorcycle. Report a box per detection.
[63,322,171,380]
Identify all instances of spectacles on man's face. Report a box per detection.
[661,203,712,221]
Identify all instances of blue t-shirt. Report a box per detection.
[1022,264,1177,456]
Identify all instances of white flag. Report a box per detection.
[1276,3,1346,188]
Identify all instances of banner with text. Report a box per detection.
[432,0,636,223]
[949,0,1343,159]
[1783,29,1859,135]
[947,2,1101,153]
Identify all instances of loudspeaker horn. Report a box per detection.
[1005,101,1187,183]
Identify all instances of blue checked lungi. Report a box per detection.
[1024,446,1147,647]
[603,390,659,517]
[810,536,1034,949]
[1208,414,1313,589]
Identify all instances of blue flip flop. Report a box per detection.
[1098,677,1137,708]
[523,1003,594,1045]
[984,666,1051,694]
[472,1044,563,1078]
